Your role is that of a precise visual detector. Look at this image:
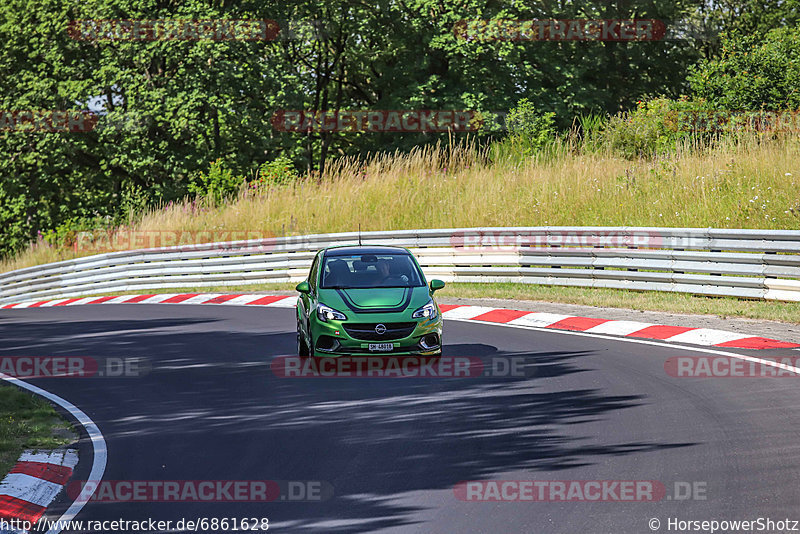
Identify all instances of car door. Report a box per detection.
[298,252,321,340]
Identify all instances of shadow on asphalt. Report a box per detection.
[0,311,696,533]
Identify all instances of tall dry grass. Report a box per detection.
[2,136,799,274]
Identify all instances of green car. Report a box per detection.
[295,246,445,357]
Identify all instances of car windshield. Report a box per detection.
[320,253,425,289]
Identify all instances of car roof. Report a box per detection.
[323,245,410,257]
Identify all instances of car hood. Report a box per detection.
[318,286,431,315]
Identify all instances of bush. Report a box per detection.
[490,99,557,163]
[188,159,245,205]
[598,97,706,159]
[254,155,299,188]
[505,98,556,151]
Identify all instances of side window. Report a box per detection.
[308,254,320,291]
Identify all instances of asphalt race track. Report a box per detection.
[2,304,800,533]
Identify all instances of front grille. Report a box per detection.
[343,322,417,341]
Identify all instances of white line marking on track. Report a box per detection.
[0,376,107,534]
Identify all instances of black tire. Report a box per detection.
[297,322,310,357]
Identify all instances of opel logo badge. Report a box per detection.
[375,324,387,335]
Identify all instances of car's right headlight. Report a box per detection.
[317,303,347,322]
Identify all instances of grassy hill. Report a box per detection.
[2,137,798,323]
[3,137,799,274]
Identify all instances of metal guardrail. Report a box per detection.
[1,227,799,304]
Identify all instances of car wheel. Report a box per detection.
[297,322,310,358]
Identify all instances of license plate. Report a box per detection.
[368,343,394,352]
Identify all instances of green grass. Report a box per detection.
[0,384,75,474]
[68,282,800,324]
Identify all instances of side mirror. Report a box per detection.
[296,281,311,294]
[429,279,446,292]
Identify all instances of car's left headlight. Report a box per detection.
[412,299,438,320]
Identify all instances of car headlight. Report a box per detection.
[412,299,438,320]
[317,303,347,322]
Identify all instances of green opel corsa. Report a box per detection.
[295,246,445,357]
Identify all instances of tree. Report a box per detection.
[0,0,727,258]
[689,24,800,110]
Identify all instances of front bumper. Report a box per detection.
[310,316,443,357]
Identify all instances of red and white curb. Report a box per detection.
[0,449,77,529]
[2,293,798,350]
